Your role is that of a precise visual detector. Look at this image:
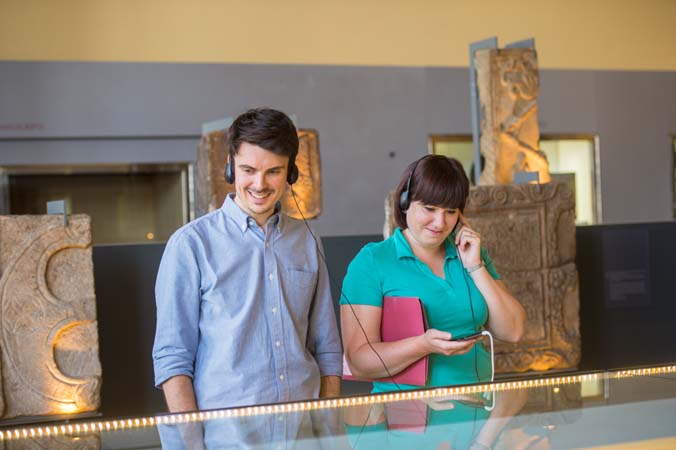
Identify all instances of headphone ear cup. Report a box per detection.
[287,162,299,185]
[225,158,235,184]
[399,190,409,211]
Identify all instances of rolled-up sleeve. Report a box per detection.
[306,235,343,377]
[152,230,202,388]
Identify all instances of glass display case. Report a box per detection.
[1,364,674,449]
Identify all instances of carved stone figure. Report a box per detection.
[475,48,551,185]
[0,215,101,419]
[384,182,580,372]
[195,129,322,219]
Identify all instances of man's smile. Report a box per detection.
[248,190,272,199]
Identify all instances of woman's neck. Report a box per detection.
[402,229,446,261]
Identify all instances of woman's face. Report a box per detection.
[405,201,460,250]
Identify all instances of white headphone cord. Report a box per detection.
[481,330,495,411]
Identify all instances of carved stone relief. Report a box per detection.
[195,129,322,219]
[384,183,580,372]
[475,48,551,186]
[0,215,101,419]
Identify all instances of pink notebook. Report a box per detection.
[342,296,429,386]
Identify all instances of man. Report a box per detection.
[153,108,342,412]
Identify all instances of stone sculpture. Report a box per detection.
[384,182,580,372]
[0,215,101,420]
[475,47,551,185]
[195,129,322,219]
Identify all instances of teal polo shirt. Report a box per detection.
[340,227,500,392]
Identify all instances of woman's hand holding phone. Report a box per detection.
[420,328,482,357]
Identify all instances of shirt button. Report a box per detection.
[268,273,274,281]
[275,340,281,347]
[271,307,277,314]
[278,415,283,421]
[279,374,285,381]
[241,224,247,232]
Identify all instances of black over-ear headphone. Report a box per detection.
[398,155,431,211]
[224,151,299,185]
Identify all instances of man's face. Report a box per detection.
[232,142,289,226]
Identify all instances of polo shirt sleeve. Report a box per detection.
[340,245,383,307]
[481,246,501,280]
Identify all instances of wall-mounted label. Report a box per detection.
[602,228,651,308]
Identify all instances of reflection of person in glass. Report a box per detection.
[341,155,525,390]
[159,408,347,450]
[343,389,528,449]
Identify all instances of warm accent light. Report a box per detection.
[57,404,80,414]
[0,365,673,442]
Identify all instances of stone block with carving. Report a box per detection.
[0,215,101,419]
[475,47,551,186]
[195,129,322,219]
[384,182,580,373]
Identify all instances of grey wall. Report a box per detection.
[1,61,674,235]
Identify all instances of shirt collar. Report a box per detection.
[393,227,458,260]
[221,193,283,234]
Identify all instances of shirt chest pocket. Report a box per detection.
[282,268,317,322]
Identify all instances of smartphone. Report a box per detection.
[450,331,483,341]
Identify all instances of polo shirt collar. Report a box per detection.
[393,227,459,260]
[221,193,283,234]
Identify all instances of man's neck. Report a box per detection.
[233,195,275,231]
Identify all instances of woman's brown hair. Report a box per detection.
[393,155,470,230]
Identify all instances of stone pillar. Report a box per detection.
[0,215,101,419]
[195,129,322,219]
[475,47,551,185]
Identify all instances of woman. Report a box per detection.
[341,155,525,391]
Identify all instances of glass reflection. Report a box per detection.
[344,389,528,450]
[0,365,674,450]
[158,409,349,450]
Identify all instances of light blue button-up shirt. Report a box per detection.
[153,194,342,410]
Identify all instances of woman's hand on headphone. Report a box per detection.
[455,212,482,268]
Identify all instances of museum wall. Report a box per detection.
[2,0,675,71]
[1,62,675,235]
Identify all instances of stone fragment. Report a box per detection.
[475,47,551,185]
[0,215,101,419]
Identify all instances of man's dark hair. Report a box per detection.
[226,108,299,160]
[393,155,470,230]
